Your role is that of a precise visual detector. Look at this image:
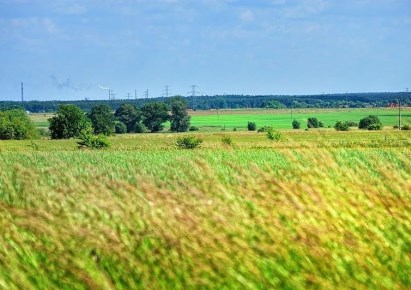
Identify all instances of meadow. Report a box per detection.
[0,111,410,289]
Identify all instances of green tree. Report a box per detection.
[169,97,191,132]
[359,115,382,130]
[88,104,115,135]
[0,109,39,140]
[292,119,301,129]
[141,102,169,133]
[114,104,141,133]
[48,104,89,139]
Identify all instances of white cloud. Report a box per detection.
[240,9,255,22]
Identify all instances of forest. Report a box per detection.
[1,92,410,113]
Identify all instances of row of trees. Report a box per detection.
[49,97,191,139]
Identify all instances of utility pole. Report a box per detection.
[135,89,137,99]
[108,89,111,101]
[188,85,199,110]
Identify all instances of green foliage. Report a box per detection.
[319,121,325,127]
[266,128,282,141]
[134,122,147,133]
[77,128,110,149]
[265,100,286,109]
[189,126,199,131]
[307,117,320,128]
[346,121,358,127]
[0,109,39,140]
[114,121,127,134]
[359,115,382,130]
[402,124,411,130]
[88,104,115,135]
[176,136,203,149]
[257,126,273,133]
[334,121,350,131]
[141,102,169,133]
[169,97,191,132]
[48,104,89,139]
[247,121,257,131]
[292,119,301,129]
[115,104,141,133]
[221,135,233,146]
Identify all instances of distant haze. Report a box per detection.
[0,0,410,101]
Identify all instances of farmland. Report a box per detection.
[0,109,410,289]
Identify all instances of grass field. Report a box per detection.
[30,108,411,131]
[1,128,410,289]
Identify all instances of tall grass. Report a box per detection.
[0,138,410,289]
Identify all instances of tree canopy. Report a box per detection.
[0,109,39,140]
[169,97,191,132]
[88,104,115,135]
[141,102,169,133]
[114,104,141,133]
[49,104,89,139]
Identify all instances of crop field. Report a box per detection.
[1,128,410,289]
[189,108,411,130]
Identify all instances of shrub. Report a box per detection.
[334,121,350,131]
[267,128,282,141]
[319,121,325,128]
[307,117,320,128]
[77,130,110,149]
[0,109,39,140]
[402,124,411,130]
[233,127,237,131]
[189,126,199,131]
[176,136,203,149]
[257,126,273,133]
[346,121,358,127]
[292,119,301,129]
[221,135,233,146]
[247,122,257,131]
[359,115,382,130]
[114,121,127,134]
[134,122,147,133]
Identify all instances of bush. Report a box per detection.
[247,122,257,131]
[221,135,233,146]
[346,121,358,127]
[77,129,110,149]
[189,126,199,131]
[292,119,301,129]
[334,121,350,131]
[114,121,127,134]
[267,128,282,141]
[176,136,203,149]
[402,124,411,130]
[49,104,89,139]
[0,109,39,140]
[257,126,273,133]
[307,117,320,128]
[359,115,382,130]
[319,121,325,128]
[134,122,147,133]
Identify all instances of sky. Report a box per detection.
[0,0,410,101]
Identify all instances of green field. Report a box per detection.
[189,108,411,130]
[1,116,411,288]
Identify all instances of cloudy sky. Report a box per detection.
[0,0,410,101]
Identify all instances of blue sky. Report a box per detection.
[0,0,410,101]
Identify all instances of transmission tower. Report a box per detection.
[163,85,171,98]
[188,85,200,110]
[144,89,149,99]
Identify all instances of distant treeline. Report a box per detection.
[1,92,410,113]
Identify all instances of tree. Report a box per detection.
[49,104,89,139]
[247,121,257,131]
[141,102,169,133]
[0,109,39,140]
[169,97,191,132]
[114,104,141,133]
[307,117,320,128]
[292,119,301,129]
[114,121,127,134]
[334,121,350,131]
[88,104,115,135]
[359,115,382,130]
